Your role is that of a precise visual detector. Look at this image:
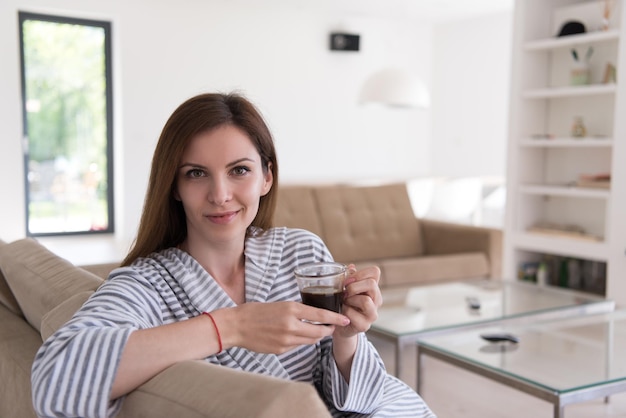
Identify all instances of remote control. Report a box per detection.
[480,332,519,344]
[466,296,481,310]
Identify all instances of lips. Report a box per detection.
[205,210,239,224]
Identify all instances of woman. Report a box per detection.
[31,92,435,417]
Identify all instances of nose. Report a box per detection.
[208,176,231,206]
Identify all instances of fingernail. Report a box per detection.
[342,317,350,325]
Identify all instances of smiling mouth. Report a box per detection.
[206,211,238,224]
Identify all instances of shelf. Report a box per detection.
[513,232,609,262]
[505,0,626,304]
[523,84,617,99]
[524,30,620,51]
[519,137,613,147]
[520,184,610,199]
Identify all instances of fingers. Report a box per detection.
[297,303,350,327]
[343,265,382,307]
[279,320,336,350]
[343,294,378,318]
[273,305,352,352]
[341,301,376,332]
[336,265,382,336]
[344,279,382,306]
[344,265,380,284]
[232,302,347,353]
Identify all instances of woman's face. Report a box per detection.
[175,124,273,247]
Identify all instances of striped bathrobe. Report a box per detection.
[31,227,436,418]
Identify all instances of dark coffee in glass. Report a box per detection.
[295,262,346,314]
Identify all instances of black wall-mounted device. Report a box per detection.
[329,33,360,51]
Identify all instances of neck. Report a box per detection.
[179,237,246,303]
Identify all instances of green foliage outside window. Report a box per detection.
[20,14,113,235]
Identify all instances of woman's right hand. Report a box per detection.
[211,302,350,354]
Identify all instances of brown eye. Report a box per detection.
[186,168,205,178]
[231,166,251,176]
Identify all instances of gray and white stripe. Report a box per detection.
[32,227,435,417]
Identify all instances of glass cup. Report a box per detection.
[295,262,346,313]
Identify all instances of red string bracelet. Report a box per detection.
[202,312,223,353]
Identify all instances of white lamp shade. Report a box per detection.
[359,68,430,109]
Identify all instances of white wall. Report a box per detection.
[0,0,513,262]
[431,11,513,177]
[0,0,432,246]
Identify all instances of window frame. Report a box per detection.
[18,11,115,237]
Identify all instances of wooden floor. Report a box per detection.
[368,334,626,418]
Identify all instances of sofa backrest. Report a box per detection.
[274,185,324,237]
[314,183,424,263]
[0,238,103,333]
[273,183,424,263]
[0,239,22,316]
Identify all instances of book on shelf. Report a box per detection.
[527,221,603,242]
[576,172,611,189]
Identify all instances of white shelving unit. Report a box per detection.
[504,0,626,305]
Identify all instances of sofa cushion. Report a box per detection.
[0,304,39,418]
[273,186,324,238]
[314,183,424,263]
[0,238,103,332]
[40,291,94,341]
[0,239,22,316]
[80,262,120,279]
[379,252,490,287]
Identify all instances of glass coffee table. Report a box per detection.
[416,310,626,418]
[369,279,614,380]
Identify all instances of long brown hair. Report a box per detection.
[121,92,279,266]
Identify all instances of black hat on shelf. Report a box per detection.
[557,20,586,37]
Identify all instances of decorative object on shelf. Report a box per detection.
[570,47,593,85]
[602,0,616,31]
[576,172,611,189]
[571,116,587,137]
[571,62,590,84]
[359,68,430,109]
[602,62,617,83]
[557,20,586,37]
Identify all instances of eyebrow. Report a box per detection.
[178,157,257,170]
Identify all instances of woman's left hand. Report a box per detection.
[333,264,383,339]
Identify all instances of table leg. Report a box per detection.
[395,341,403,378]
[416,345,423,393]
[554,403,564,418]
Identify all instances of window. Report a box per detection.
[18,12,114,236]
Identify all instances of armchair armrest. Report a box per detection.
[118,360,331,418]
[420,219,502,279]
